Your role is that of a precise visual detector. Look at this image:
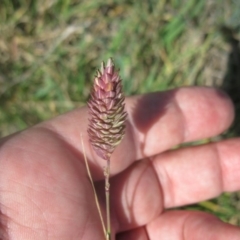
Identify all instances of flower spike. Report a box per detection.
[88,58,127,160]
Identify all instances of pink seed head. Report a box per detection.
[88,58,127,160]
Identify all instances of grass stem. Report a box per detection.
[104,158,111,239]
[81,134,107,239]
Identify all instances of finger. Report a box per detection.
[117,210,240,240]
[153,138,240,208]
[108,138,240,231]
[117,211,240,240]
[108,159,163,231]
[146,210,240,240]
[38,87,233,178]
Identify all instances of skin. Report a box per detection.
[0,86,240,240]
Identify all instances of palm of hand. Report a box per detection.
[0,126,104,239]
[0,87,240,240]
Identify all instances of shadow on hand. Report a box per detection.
[131,89,178,158]
[0,208,9,240]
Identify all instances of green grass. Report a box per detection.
[1,0,240,226]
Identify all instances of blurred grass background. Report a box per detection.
[1,0,240,227]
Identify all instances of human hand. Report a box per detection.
[0,87,239,239]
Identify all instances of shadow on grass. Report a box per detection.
[216,26,240,226]
[221,26,240,137]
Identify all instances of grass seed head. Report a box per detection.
[88,58,127,160]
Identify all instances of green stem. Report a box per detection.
[105,158,111,240]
